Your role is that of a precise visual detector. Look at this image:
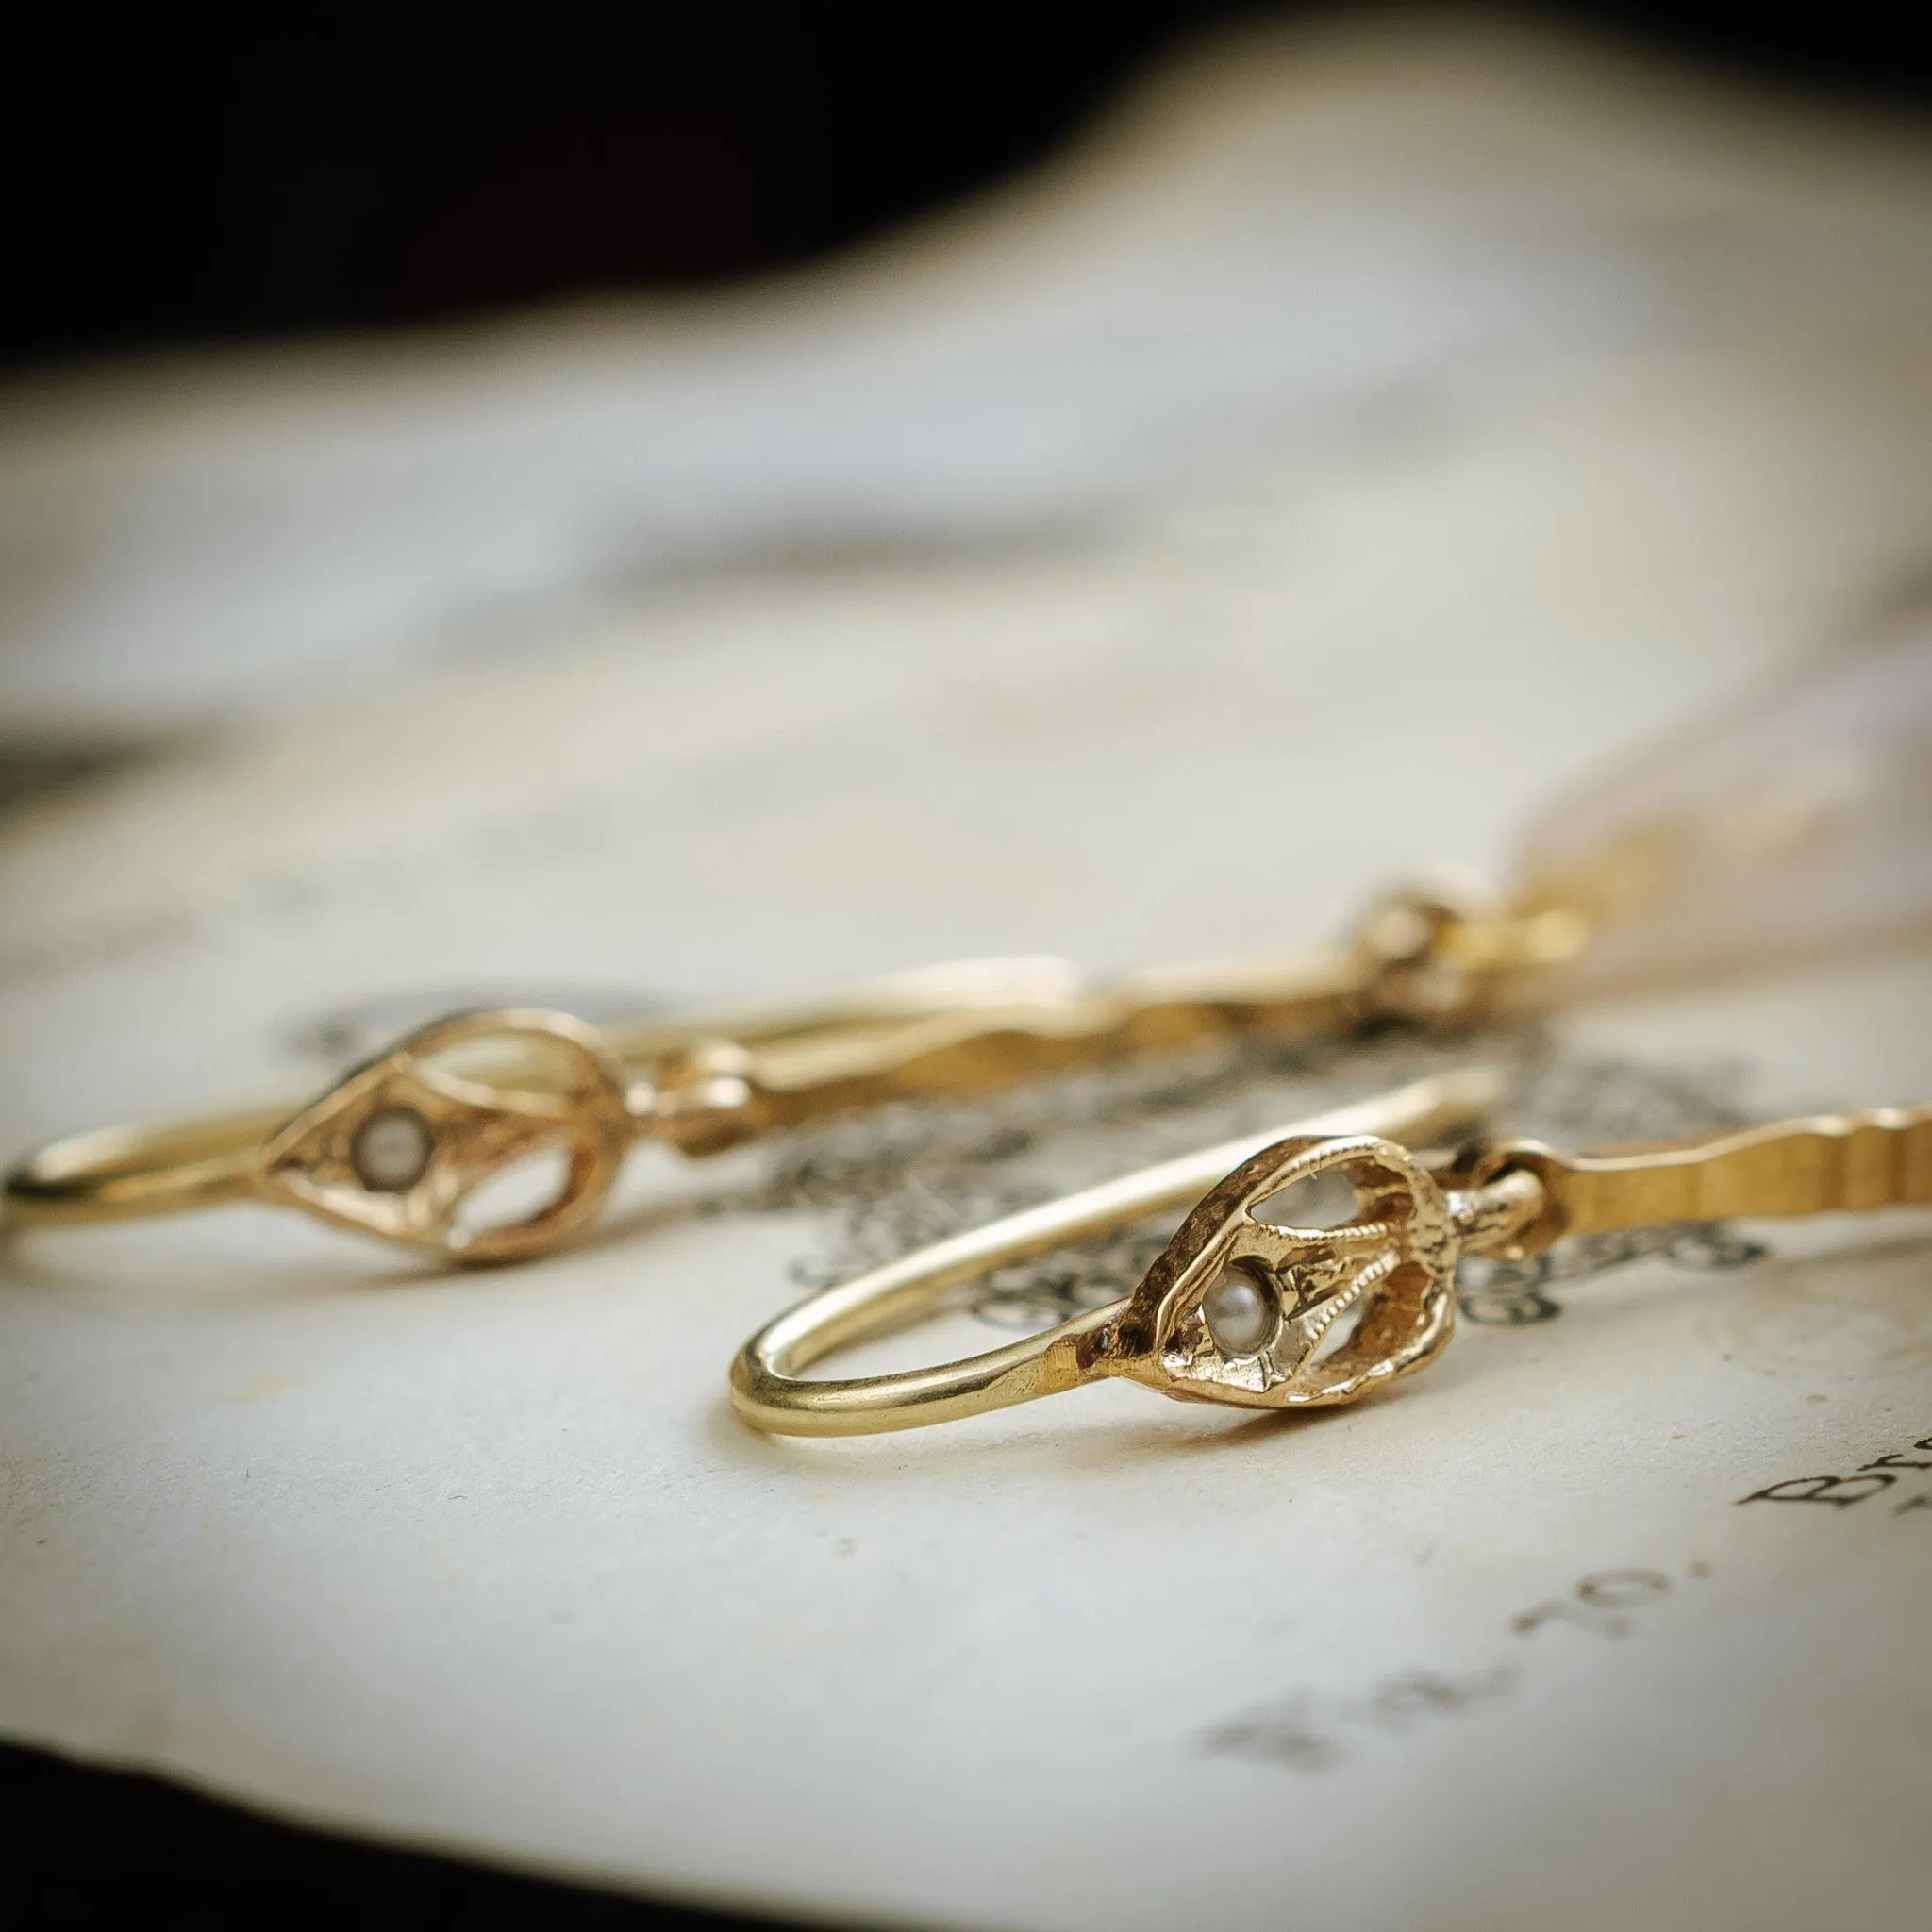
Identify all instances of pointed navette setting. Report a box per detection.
[257,1009,633,1262]
[1105,1134,1460,1409]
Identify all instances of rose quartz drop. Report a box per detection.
[1512,624,1932,998]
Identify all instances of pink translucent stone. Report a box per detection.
[1514,625,1932,997]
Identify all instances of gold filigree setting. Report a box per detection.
[1104,1135,1460,1408]
[257,1009,632,1262]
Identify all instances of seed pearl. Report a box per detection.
[1203,1271,1274,1356]
[350,1106,434,1192]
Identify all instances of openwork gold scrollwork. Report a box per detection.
[258,1010,634,1261]
[1118,1134,1458,1409]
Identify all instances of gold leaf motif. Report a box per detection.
[255,1010,632,1262]
[1115,1134,1458,1408]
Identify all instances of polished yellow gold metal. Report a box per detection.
[730,1087,1932,1438]
[0,957,1071,1261]
[1,887,1581,1263]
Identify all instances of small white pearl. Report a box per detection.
[351,1106,433,1192]
[1204,1271,1274,1355]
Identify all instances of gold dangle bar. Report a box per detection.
[1460,1106,1932,1257]
[599,953,1084,1063]
[723,951,1363,1129]
[683,893,1585,1138]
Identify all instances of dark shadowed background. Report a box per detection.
[5,3,1928,368]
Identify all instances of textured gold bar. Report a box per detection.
[1473,1106,1932,1252]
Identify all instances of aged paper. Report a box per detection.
[5,21,1932,1932]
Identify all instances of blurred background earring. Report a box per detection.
[9,627,1928,1265]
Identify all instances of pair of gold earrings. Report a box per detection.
[9,879,1928,1444]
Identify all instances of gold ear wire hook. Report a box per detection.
[731,1094,1932,1440]
[0,957,1087,1256]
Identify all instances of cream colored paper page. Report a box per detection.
[6,29,1932,1932]
[5,393,1932,1931]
